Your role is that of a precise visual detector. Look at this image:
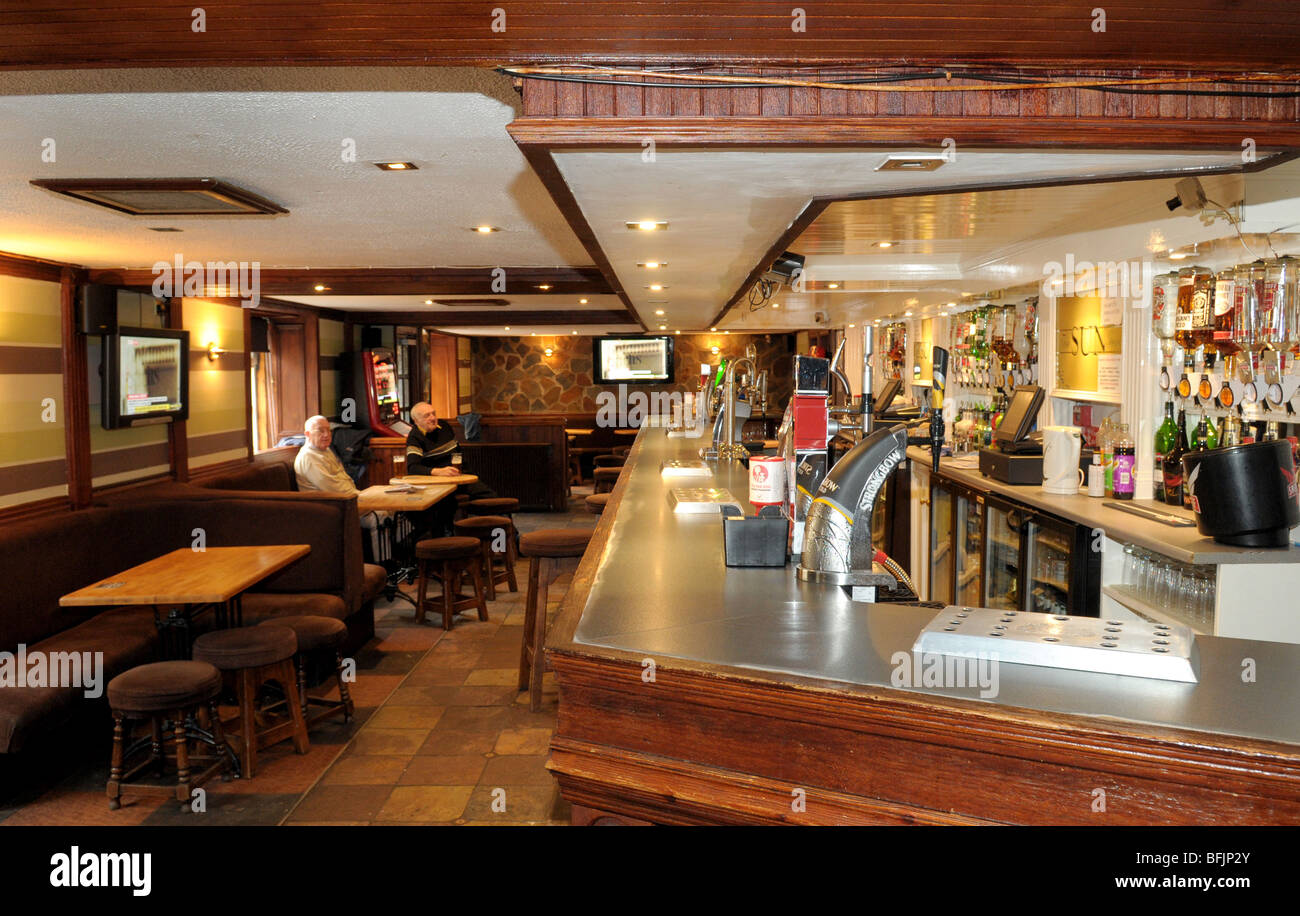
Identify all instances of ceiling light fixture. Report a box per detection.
[675,330,681,335]
[424,299,433,305]
[1168,250,1190,260]
[472,225,499,234]
[579,298,588,304]
[537,284,551,290]
[627,220,668,231]
[772,303,780,309]
[710,327,717,332]
[313,284,329,292]
[905,310,914,316]
[828,283,839,289]
[647,284,666,291]
[504,326,510,331]
[875,241,894,249]
[375,161,417,171]
[572,330,578,334]
[638,261,666,269]
[544,346,553,356]
[848,323,856,328]
[659,325,666,330]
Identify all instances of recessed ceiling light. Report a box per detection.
[627,220,668,231]
[504,326,510,331]
[905,310,914,316]
[875,241,894,249]
[1168,250,1189,260]
[946,302,956,307]
[375,161,418,171]
[530,332,536,337]
[424,299,433,305]
[572,330,577,334]
[646,284,666,291]
[675,330,681,335]
[724,330,730,335]
[659,325,666,330]
[472,225,499,234]
[537,284,551,290]
[828,283,839,289]
[772,303,781,309]
[638,261,666,269]
[579,298,588,304]
[710,327,717,332]
[654,309,665,316]
[848,323,856,328]
[313,284,329,292]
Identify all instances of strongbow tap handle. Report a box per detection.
[930,346,949,473]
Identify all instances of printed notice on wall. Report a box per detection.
[1100,299,1123,327]
[1097,353,1122,399]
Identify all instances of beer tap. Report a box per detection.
[715,345,759,461]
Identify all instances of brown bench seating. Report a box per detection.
[0,486,371,759]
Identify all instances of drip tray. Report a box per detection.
[912,607,1199,683]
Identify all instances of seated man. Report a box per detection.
[295,415,389,556]
[406,402,497,536]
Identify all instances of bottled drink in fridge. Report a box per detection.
[1163,408,1189,506]
[1113,424,1135,500]
[1153,400,1178,502]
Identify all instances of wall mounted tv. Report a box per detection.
[593,335,674,385]
[101,327,190,429]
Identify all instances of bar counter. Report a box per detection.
[546,427,1300,825]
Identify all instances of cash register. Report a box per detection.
[978,385,1046,484]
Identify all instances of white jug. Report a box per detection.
[1042,425,1084,495]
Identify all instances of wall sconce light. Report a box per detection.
[711,346,720,355]
[206,342,227,361]
[544,346,554,357]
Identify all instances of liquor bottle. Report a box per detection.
[1174,267,1198,353]
[1223,415,1242,448]
[1153,400,1178,502]
[1190,414,1217,451]
[1204,413,1218,449]
[1190,268,1217,363]
[1213,268,1238,362]
[1113,424,1135,500]
[1163,409,1189,506]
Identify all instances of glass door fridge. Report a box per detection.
[929,477,954,603]
[1025,510,1099,616]
[983,497,1024,611]
[954,485,984,607]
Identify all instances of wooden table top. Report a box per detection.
[391,473,477,487]
[358,482,457,513]
[614,429,638,436]
[60,545,311,607]
[565,428,594,436]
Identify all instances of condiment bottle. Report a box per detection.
[1113,423,1135,500]
[1087,453,1105,498]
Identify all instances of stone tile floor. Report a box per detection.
[0,488,599,827]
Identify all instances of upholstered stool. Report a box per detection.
[593,454,625,469]
[106,661,232,810]
[518,529,593,712]
[453,515,518,601]
[593,466,621,494]
[414,536,489,629]
[258,615,353,728]
[466,497,520,518]
[192,625,308,780]
[453,492,472,521]
[585,493,610,515]
[612,446,630,459]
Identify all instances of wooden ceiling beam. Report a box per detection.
[348,309,635,328]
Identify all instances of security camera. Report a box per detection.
[813,311,828,325]
[1166,177,1209,213]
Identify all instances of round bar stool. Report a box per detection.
[518,529,593,712]
[612,446,630,459]
[453,492,472,522]
[414,536,489,629]
[106,660,232,810]
[466,497,520,518]
[192,625,309,780]
[453,515,518,601]
[593,466,621,494]
[258,615,354,728]
[585,493,610,515]
[593,454,625,469]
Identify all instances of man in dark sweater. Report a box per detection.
[406,402,497,535]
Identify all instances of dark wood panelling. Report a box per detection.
[5,3,1300,71]
[166,296,187,482]
[86,266,612,298]
[353,309,634,328]
[0,251,65,283]
[0,345,62,373]
[59,267,91,509]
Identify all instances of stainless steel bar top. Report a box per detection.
[911,446,1300,567]
[571,427,1300,747]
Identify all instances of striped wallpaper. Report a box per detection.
[0,275,67,508]
[319,317,344,418]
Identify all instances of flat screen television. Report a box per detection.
[593,335,674,384]
[102,327,190,429]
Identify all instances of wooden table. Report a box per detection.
[61,545,311,657]
[614,429,638,436]
[565,428,594,437]
[389,473,478,488]
[357,482,457,515]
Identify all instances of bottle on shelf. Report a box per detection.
[1190,267,1217,366]
[1099,416,1115,497]
[1223,415,1242,448]
[1190,414,1209,451]
[1163,408,1189,507]
[1153,400,1178,502]
[1113,423,1135,501]
[1264,421,1281,442]
[1088,452,1105,497]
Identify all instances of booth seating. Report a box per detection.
[258,615,353,729]
[413,537,489,629]
[453,516,519,601]
[106,660,232,810]
[518,529,593,712]
[192,625,309,780]
[0,488,364,759]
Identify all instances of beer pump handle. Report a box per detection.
[930,346,949,473]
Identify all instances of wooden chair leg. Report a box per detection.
[296,655,310,721]
[238,667,259,779]
[467,553,489,621]
[277,659,310,755]
[480,539,497,601]
[173,713,191,808]
[335,650,354,720]
[504,526,519,593]
[519,556,541,691]
[415,558,429,625]
[530,557,551,712]
[441,560,456,630]
[107,711,126,809]
[150,715,165,776]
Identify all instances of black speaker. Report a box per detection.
[79,284,117,335]
[360,326,383,349]
[249,316,270,353]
